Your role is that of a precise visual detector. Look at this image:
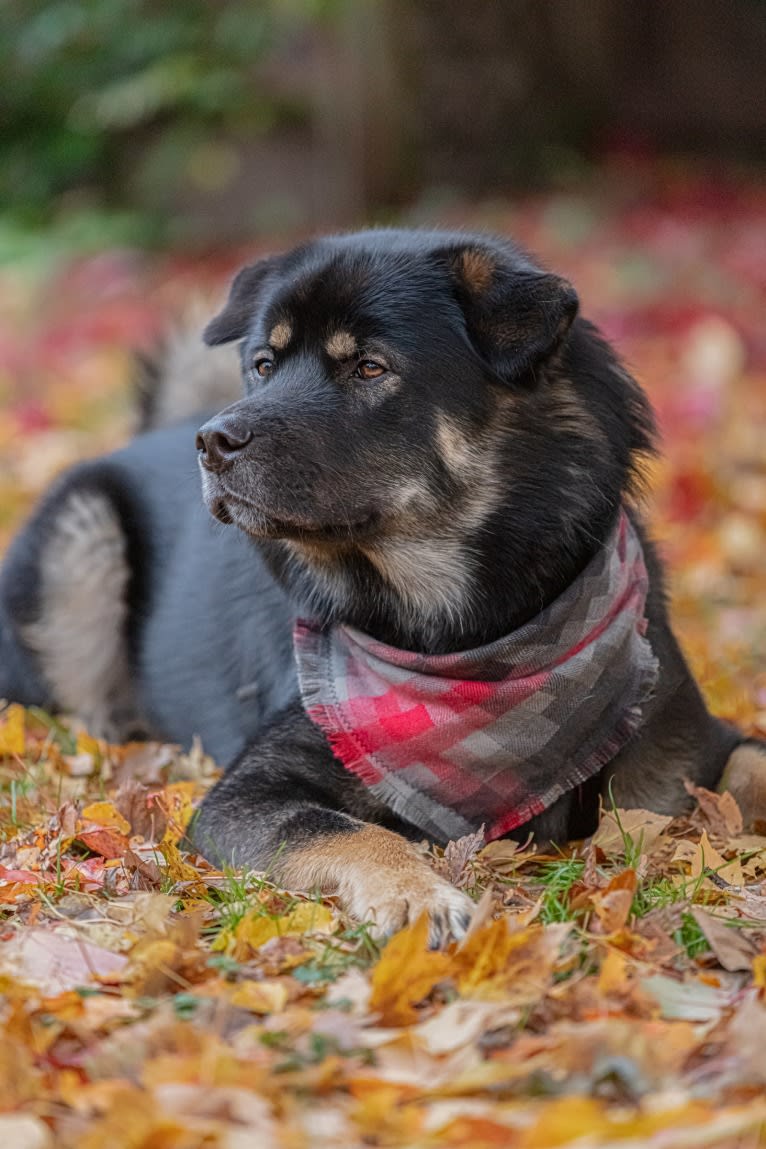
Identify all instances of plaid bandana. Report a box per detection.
[294,510,657,844]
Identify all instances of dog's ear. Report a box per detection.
[203,257,278,346]
[442,243,579,381]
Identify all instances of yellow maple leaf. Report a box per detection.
[0,703,25,757]
[81,801,131,835]
[215,900,335,959]
[158,781,198,843]
[158,839,203,886]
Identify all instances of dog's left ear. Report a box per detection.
[203,256,279,346]
[442,244,579,382]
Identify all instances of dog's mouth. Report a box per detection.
[208,492,380,543]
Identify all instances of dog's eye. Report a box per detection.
[354,360,386,380]
[253,356,274,378]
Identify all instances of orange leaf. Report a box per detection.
[591,869,638,934]
[369,913,452,1026]
[77,828,130,860]
[455,919,570,1003]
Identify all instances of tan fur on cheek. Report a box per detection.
[435,414,477,477]
[269,321,292,350]
[325,330,357,360]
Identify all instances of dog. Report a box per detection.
[1,229,763,944]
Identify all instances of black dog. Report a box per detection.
[1,229,762,942]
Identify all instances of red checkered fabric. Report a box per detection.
[294,510,657,844]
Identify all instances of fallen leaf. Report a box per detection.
[369,914,452,1026]
[0,703,25,756]
[591,868,638,934]
[0,927,128,993]
[230,979,290,1014]
[592,807,673,857]
[690,907,758,971]
[81,800,131,835]
[642,973,731,1021]
[685,779,744,837]
[414,999,519,1055]
[0,1115,51,1149]
[217,901,335,959]
[77,826,130,860]
[455,919,571,1002]
[114,780,167,841]
[440,826,486,886]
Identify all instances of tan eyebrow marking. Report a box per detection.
[269,321,292,350]
[325,330,357,360]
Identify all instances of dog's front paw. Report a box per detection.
[279,823,474,947]
[342,863,474,947]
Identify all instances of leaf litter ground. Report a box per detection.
[0,162,765,1147]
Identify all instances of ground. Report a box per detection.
[0,162,765,1148]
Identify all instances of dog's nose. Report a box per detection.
[196,417,253,473]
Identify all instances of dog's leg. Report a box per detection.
[718,740,766,828]
[8,483,144,741]
[191,701,474,945]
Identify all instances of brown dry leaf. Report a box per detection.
[592,807,673,857]
[114,780,168,841]
[479,837,527,875]
[690,907,758,971]
[122,847,163,886]
[111,740,179,785]
[689,828,744,886]
[439,826,486,886]
[369,913,452,1026]
[590,868,638,934]
[684,779,744,837]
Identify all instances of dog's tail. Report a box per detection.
[135,302,242,432]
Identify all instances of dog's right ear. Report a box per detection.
[203,258,278,346]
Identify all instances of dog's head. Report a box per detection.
[196,229,654,645]
[197,230,579,542]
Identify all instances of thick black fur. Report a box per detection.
[0,229,755,937]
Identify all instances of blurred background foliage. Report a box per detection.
[2,0,764,258]
[0,0,337,252]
